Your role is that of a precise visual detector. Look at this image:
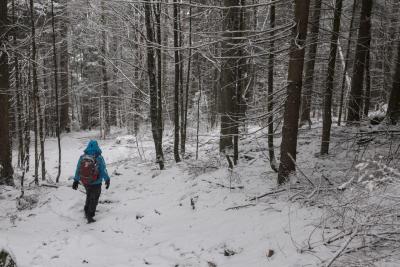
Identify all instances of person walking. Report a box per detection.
[72,140,110,223]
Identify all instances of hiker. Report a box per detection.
[72,140,110,223]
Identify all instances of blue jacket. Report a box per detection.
[74,140,110,185]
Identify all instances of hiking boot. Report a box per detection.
[87,217,96,224]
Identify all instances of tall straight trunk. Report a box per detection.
[321,0,343,155]
[60,1,70,132]
[153,3,163,155]
[52,0,62,182]
[0,0,14,185]
[363,51,371,117]
[100,0,110,137]
[338,0,357,126]
[39,90,46,181]
[30,0,40,184]
[347,0,373,122]
[268,3,278,172]
[12,0,24,168]
[233,0,246,166]
[144,0,164,170]
[387,35,400,124]
[182,0,192,156]
[173,0,181,163]
[300,0,322,127]
[220,0,241,169]
[24,66,31,172]
[178,6,185,156]
[277,0,311,184]
[196,58,202,160]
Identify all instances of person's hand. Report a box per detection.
[72,180,79,190]
[105,180,110,189]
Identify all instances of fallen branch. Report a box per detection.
[202,179,244,190]
[225,203,256,211]
[40,183,58,188]
[326,226,359,267]
[248,188,287,201]
[287,153,315,188]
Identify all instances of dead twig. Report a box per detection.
[326,226,359,267]
[225,203,256,211]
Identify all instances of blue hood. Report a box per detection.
[84,140,102,156]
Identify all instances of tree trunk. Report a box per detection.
[100,0,110,137]
[12,0,24,168]
[268,3,278,172]
[196,57,202,160]
[277,0,311,184]
[60,0,70,132]
[182,0,192,156]
[337,0,357,126]
[0,0,14,185]
[153,3,163,163]
[300,0,322,128]
[173,0,181,163]
[387,35,400,124]
[144,0,164,170]
[52,0,62,182]
[321,0,343,155]
[347,0,373,123]
[220,0,241,168]
[30,0,40,185]
[363,50,371,117]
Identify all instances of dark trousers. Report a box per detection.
[84,184,101,218]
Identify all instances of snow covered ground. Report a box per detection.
[0,126,360,267]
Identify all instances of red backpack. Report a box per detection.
[79,155,99,185]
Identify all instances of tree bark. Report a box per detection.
[347,0,373,123]
[387,36,400,124]
[60,0,70,132]
[52,0,62,182]
[0,0,14,185]
[100,0,110,137]
[300,0,322,128]
[182,0,192,156]
[29,0,40,185]
[144,0,164,170]
[12,0,24,168]
[173,0,181,163]
[321,0,343,155]
[337,0,357,126]
[363,50,371,117]
[220,0,241,167]
[277,0,311,184]
[268,3,278,172]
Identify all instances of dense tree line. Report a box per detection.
[0,0,399,186]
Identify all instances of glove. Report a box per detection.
[105,180,110,189]
[72,180,79,190]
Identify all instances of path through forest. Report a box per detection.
[1,129,329,267]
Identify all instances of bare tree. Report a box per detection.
[0,0,14,186]
[321,0,343,155]
[173,0,181,163]
[60,0,70,132]
[300,0,322,128]
[220,0,241,169]
[144,0,165,170]
[267,2,278,172]
[347,0,373,123]
[337,0,357,126]
[387,31,400,124]
[52,0,62,182]
[278,0,311,184]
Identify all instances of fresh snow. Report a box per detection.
[1,129,327,267]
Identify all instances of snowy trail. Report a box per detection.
[1,131,325,267]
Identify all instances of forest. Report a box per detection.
[0,0,400,266]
